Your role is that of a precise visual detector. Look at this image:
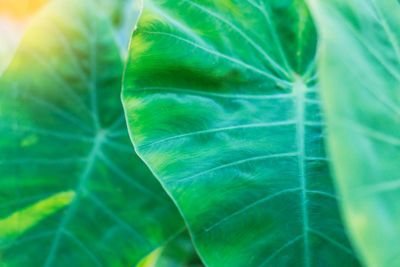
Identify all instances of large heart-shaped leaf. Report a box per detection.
[123,0,359,266]
[307,0,400,266]
[0,0,184,265]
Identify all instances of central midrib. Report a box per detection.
[43,131,105,267]
[295,79,310,267]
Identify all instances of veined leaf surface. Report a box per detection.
[308,0,400,266]
[0,0,184,265]
[123,0,359,266]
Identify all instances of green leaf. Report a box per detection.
[0,191,75,242]
[94,0,141,57]
[0,0,184,265]
[307,0,400,266]
[123,0,359,266]
[137,231,204,267]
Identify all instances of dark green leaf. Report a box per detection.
[123,0,359,266]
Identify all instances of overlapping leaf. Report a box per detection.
[123,0,359,266]
[308,0,400,266]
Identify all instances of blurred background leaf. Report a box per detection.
[0,17,25,75]
[0,0,50,75]
[308,0,400,266]
[0,0,138,76]
[0,0,201,265]
[94,0,141,58]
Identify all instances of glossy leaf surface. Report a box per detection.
[123,0,359,266]
[308,0,400,266]
[0,0,183,265]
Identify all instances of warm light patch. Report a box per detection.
[0,0,49,19]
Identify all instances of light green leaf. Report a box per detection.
[123,0,359,266]
[0,0,184,265]
[307,0,400,266]
[138,231,203,267]
[0,191,75,242]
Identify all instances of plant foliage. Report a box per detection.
[123,0,359,266]
[0,0,187,265]
[308,0,400,266]
[1,0,399,266]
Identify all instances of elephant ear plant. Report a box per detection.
[1,0,399,266]
[0,0,199,265]
[308,0,400,266]
[122,0,359,266]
